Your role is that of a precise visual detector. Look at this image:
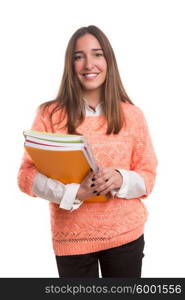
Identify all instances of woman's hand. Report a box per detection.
[91,167,123,196]
[76,167,123,201]
[76,170,98,201]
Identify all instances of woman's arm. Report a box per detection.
[129,108,158,198]
[112,169,147,199]
[92,108,158,199]
[17,106,47,197]
[32,172,82,211]
[17,106,82,211]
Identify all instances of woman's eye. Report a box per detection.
[74,56,82,61]
[74,53,103,61]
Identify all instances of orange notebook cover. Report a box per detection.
[25,145,107,203]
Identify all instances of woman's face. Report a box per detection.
[74,34,107,93]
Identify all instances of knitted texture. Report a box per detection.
[17,101,157,255]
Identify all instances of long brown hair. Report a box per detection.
[40,25,134,134]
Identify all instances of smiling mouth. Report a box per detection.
[82,73,100,78]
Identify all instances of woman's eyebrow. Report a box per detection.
[74,48,103,54]
[91,48,103,51]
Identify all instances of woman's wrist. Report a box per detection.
[76,186,83,201]
[114,169,123,189]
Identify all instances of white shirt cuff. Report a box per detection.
[112,169,147,199]
[32,172,83,210]
[59,183,82,211]
[32,172,65,204]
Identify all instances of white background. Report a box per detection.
[0,0,185,277]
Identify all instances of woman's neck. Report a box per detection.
[82,89,102,108]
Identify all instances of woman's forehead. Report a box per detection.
[75,34,101,51]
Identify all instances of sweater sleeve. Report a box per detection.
[130,108,158,199]
[17,106,48,197]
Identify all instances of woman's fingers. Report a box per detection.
[98,183,114,195]
[90,178,114,195]
[95,169,123,191]
[87,168,122,196]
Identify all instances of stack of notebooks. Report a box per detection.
[23,130,107,202]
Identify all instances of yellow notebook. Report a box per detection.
[23,130,107,203]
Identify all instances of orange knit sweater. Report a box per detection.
[17,101,157,255]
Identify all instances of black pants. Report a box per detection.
[55,234,145,278]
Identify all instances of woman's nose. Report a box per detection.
[84,57,94,69]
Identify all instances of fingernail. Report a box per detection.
[93,190,97,194]
[90,183,95,187]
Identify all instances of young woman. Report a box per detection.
[17,25,158,278]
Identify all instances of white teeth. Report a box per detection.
[84,73,98,77]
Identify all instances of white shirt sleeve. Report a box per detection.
[32,172,83,211]
[111,169,147,199]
